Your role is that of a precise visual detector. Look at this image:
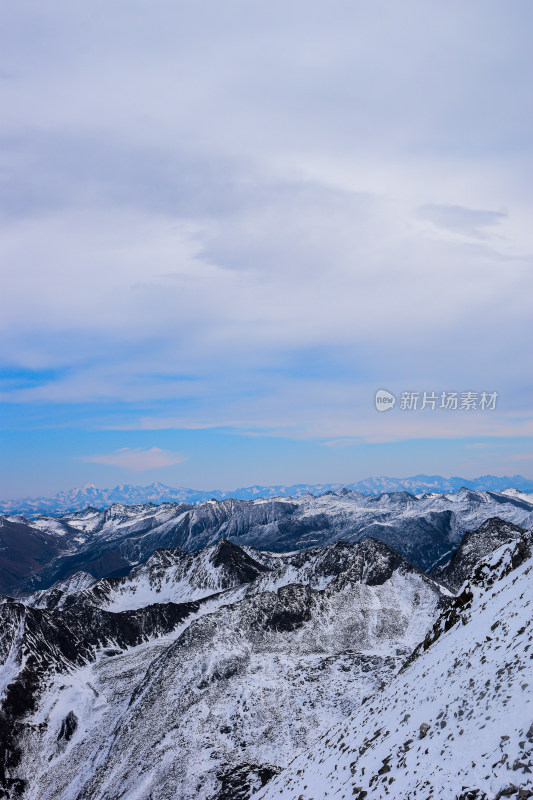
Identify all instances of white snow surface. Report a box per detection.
[503,487,533,504]
[24,571,96,609]
[94,543,253,611]
[257,539,533,800]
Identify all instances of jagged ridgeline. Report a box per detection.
[0,506,531,799]
[1,487,532,595]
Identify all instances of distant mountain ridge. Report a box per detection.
[2,487,533,595]
[2,474,533,516]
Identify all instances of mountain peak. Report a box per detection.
[210,539,270,583]
[433,516,526,590]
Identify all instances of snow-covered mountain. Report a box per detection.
[432,516,526,590]
[28,538,444,615]
[25,571,97,610]
[1,518,530,800]
[2,475,533,516]
[256,532,533,800]
[2,488,533,595]
[52,540,272,612]
[503,487,533,505]
[2,510,532,800]
[0,537,447,800]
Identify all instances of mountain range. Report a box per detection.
[2,487,533,595]
[0,513,531,799]
[2,474,533,516]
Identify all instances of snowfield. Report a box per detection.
[257,537,533,800]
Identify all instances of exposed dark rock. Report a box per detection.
[57,711,77,743]
[419,723,430,739]
[214,762,282,800]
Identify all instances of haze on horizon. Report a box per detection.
[1,1,532,496]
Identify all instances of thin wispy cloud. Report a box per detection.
[418,204,507,239]
[83,447,187,472]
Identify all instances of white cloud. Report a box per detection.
[82,447,187,472]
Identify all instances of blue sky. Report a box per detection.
[1,1,532,497]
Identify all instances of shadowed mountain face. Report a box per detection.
[431,516,526,590]
[0,518,66,596]
[2,489,532,595]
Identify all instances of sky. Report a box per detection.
[1,0,533,497]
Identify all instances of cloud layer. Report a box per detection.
[1,1,532,490]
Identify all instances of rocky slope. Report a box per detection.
[2,489,533,594]
[432,517,525,590]
[256,533,533,800]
